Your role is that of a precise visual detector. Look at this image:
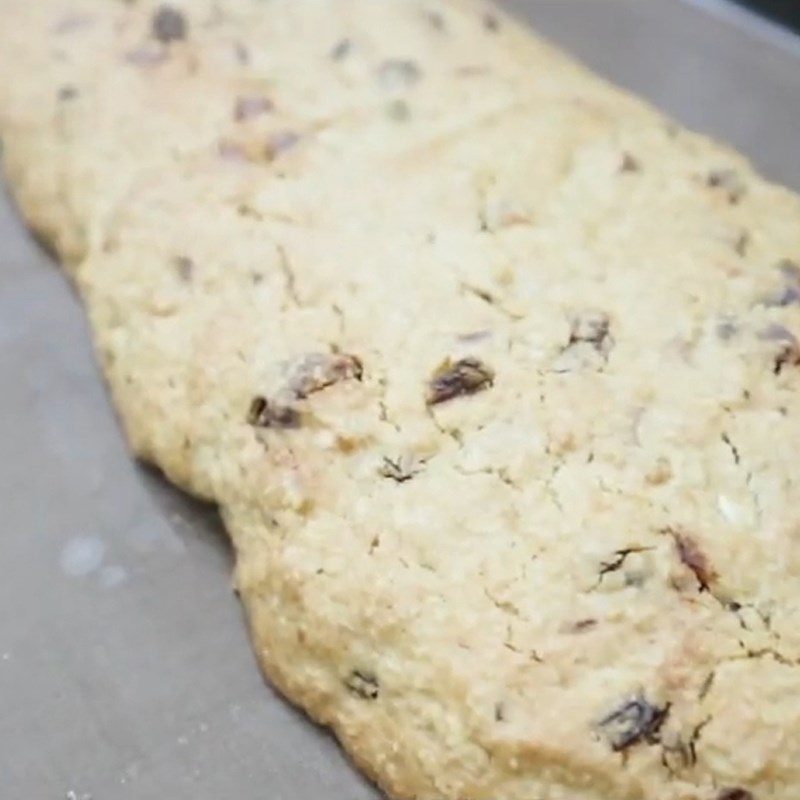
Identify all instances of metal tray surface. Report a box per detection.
[1,2,799,797]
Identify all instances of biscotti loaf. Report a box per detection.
[2,2,800,799]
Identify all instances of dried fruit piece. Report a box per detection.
[424,10,446,31]
[483,12,500,31]
[287,353,363,399]
[173,255,193,282]
[673,533,716,590]
[773,341,800,375]
[265,130,301,160]
[598,694,669,751]
[386,99,411,122]
[330,38,352,61]
[125,46,168,67]
[247,396,300,429]
[152,5,187,44]
[234,95,274,122]
[426,357,494,405]
[345,670,379,700]
[620,152,640,173]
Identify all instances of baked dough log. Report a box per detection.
[2,2,800,799]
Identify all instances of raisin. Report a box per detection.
[173,255,193,282]
[717,790,754,800]
[386,99,411,122]
[152,5,187,43]
[764,285,800,307]
[247,396,300,429]
[773,342,800,375]
[598,694,669,751]
[265,130,300,160]
[620,153,640,173]
[426,357,494,405]
[569,311,612,354]
[716,319,739,340]
[234,95,274,122]
[330,38,352,61]
[483,12,500,31]
[345,670,379,700]
[424,10,446,31]
[287,353,363,399]
[759,323,797,344]
[707,169,746,204]
[674,533,716,591]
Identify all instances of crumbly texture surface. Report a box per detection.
[2,2,800,799]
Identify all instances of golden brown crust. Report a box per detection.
[3,2,800,799]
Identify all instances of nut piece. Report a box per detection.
[426,357,494,405]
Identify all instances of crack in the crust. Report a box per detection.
[542,460,565,513]
[721,431,764,525]
[425,404,463,445]
[725,646,799,667]
[460,282,522,322]
[483,586,523,620]
[277,244,303,307]
[378,397,401,432]
[453,464,522,494]
[745,470,764,525]
[720,432,740,465]
[331,303,346,339]
[660,716,711,775]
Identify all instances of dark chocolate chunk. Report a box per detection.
[426,357,494,405]
[247,396,300,429]
[152,5,187,44]
[598,694,669,752]
[345,670,379,700]
[288,353,363,399]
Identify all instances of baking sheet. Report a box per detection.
[1,2,799,797]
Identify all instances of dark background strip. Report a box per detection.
[734,0,800,34]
